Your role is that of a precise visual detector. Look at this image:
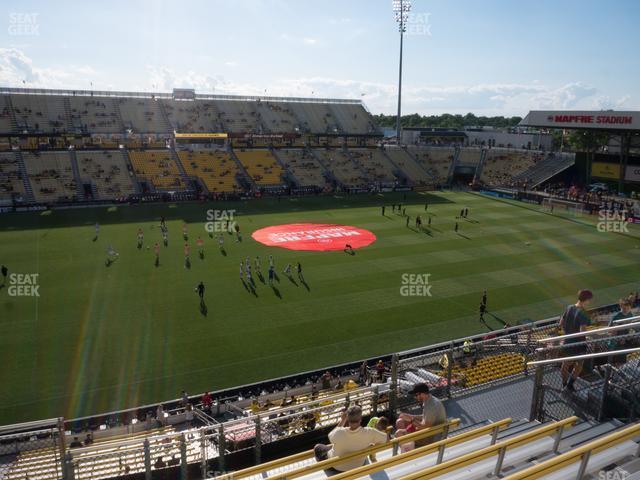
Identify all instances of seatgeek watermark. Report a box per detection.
[7,273,40,297]
[405,12,432,36]
[8,13,40,36]
[597,209,630,233]
[205,209,237,233]
[400,273,432,297]
[598,471,628,480]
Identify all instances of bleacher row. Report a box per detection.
[0,146,558,203]
[1,92,375,136]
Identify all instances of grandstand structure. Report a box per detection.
[0,88,570,206]
[1,307,638,479]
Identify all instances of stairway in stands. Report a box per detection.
[62,97,75,133]
[4,95,18,133]
[14,151,35,202]
[68,149,86,199]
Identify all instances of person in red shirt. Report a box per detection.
[201,392,213,413]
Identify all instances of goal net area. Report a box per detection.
[541,197,585,216]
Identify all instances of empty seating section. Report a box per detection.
[23,151,77,202]
[315,149,369,187]
[289,102,340,134]
[0,98,14,133]
[256,101,301,133]
[481,150,539,186]
[445,352,525,387]
[178,150,240,193]
[77,151,136,199]
[457,147,482,166]
[512,152,573,188]
[385,147,434,184]
[10,95,67,133]
[277,149,328,188]
[330,103,377,135]
[408,146,455,183]
[128,150,186,191]
[350,149,397,184]
[0,152,27,201]
[68,97,120,133]
[162,100,221,132]
[117,98,168,133]
[215,100,261,133]
[235,150,284,186]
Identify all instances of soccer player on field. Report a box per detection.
[268,265,275,286]
[283,263,292,276]
[454,222,459,233]
[245,256,251,271]
[182,223,188,241]
[245,263,252,282]
[254,256,261,273]
[184,242,190,267]
[137,228,144,248]
[239,262,244,279]
[297,262,304,282]
[218,233,224,250]
[95,222,100,239]
[269,254,274,268]
[235,223,241,242]
[196,236,204,257]
[154,242,160,258]
[162,229,168,247]
[196,281,205,300]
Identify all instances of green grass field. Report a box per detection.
[1,191,639,425]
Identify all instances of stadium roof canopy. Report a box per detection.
[519,110,640,132]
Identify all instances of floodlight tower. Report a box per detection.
[393,0,411,145]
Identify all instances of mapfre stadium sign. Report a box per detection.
[520,110,640,130]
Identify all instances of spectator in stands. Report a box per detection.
[313,405,388,473]
[320,371,333,390]
[156,404,166,427]
[375,360,386,382]
[83,433,93,446]
[201,391,213,413]
[609,298,634,327]
[69,437,83,448]
[395,383,447,451]
[559,289,593,392]
[181,390,189,407]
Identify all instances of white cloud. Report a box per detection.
[280,33,321,47]
[224,61,239,68]
[0,48,636,117]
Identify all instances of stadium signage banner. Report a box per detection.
[252,223,376,251]
[174,133,228,139]
[625,165,640,182]
[591,162,620,180]
[520,111,640,131]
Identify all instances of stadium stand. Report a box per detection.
[0,98,15,134]
[289,102,342,134]
[481,149,541,187]
[234,149,285,186]
[215,100,263,133]
[162,99,223,132]
[384,146,437,185]
[67,97,122,133]
[349,148,399,186]
[10,94,68,133]
[275,148,330,189]
[255,101,302,133]
[76,151,136,200]
[0,151,28,202]
[314,149,370,188]
[22,151,78,202]
[116,97,170,133]
[511,152,576,188]
[328,103,378,135]
[178,149,241,193]
[456,147,482,166]
[128,150,187,191]
[406,146,455,183]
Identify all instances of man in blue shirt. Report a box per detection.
[559,289,593,391]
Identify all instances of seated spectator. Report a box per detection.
[395,383,447,452]
[201,391,213,412]
[69,437,83,448]
[314,405,388,473]
[83,432,94,446]
[609,298,634,327]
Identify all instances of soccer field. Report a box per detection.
[0,191,639,424]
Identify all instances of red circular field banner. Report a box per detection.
[252,223,377,251]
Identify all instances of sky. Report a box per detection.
[0,0,639,117]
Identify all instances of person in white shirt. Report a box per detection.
[314,405,388,473]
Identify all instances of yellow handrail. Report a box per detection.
[216,418,463,480]
[266,418,473,480]
[503,422,640,479]
[394,416,578,480]
[328,416,576,480]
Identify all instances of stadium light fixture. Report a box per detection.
[392,0,411,145]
